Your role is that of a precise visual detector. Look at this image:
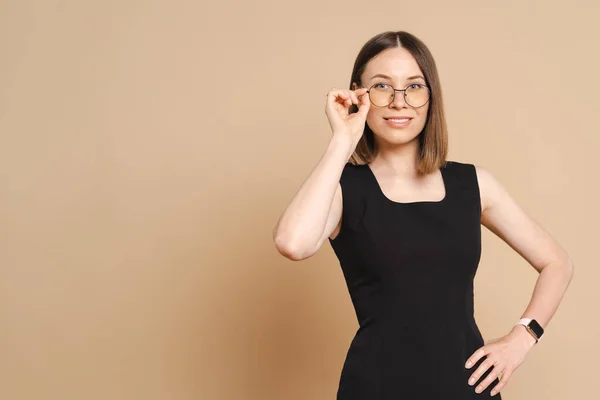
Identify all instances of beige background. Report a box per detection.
[1,1,598,399]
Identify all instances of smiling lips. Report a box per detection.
[386,117,411,122]
[384,116,413,121]
[384,117,413,127]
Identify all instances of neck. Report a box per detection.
[371,137,421,177]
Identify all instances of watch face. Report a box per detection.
[528,319,544,338]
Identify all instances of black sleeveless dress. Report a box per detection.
[328,160,502,399]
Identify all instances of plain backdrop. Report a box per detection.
[1,0,598,399]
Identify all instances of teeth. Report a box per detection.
[388,118,409,122]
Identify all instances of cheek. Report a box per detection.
[411,108,429,127]
[366,111,383,126]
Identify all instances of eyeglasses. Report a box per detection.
[362,83,431,108]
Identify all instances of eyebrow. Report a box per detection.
[369,74,426,82]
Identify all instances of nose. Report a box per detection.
[389,89,407,108]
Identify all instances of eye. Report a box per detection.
[407,83,424,89]
[373,82,392,89]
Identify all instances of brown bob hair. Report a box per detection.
[347,31,448,175]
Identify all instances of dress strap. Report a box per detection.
[332,163,371,241]
[442,161,482,215]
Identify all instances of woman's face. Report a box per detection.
[353,47,430,147]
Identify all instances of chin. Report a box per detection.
[372,127,422,145]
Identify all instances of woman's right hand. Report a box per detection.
[274,88,369,261]
[325,87,371,148]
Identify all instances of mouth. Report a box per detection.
[384,117,413,127]
[384,117,413,122]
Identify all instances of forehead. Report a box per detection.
[362,47,423,82]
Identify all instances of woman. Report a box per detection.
[272,31,574,399]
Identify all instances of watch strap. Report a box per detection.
[515,318,543,342]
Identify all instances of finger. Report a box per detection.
[468,356,494,386]
[475,364,505,394]
[333,92,351,107]
[333,92,349,101]
[345,90,356,105]
[326,88,340,97]
[331,97,349,110]
[326,91,341,105]
[490,368,513,396]
[356,92,371,115]
[465,346,488,369]
[351,87,366,102]
[326,89,346,101]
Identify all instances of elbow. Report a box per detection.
[551,255,575,283]
[565,257,575,281]
[273,232,316,261]
[559,250,575,278]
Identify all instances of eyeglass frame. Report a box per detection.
[359,82,431,108]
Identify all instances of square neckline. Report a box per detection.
[364,162,450,205]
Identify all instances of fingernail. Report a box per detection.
[469,377,475,385]
[491,390,497,396]
[465,361,472,368]
[476,386,482,393]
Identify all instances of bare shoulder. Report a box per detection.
[472,163,572,271]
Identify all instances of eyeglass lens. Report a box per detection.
[369,84,430,108]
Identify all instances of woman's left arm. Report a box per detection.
[464,165,575,396]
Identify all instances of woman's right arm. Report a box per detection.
[273,87,370,261]
[272,134,353,261]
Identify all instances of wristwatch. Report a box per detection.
[515,318,544,343]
